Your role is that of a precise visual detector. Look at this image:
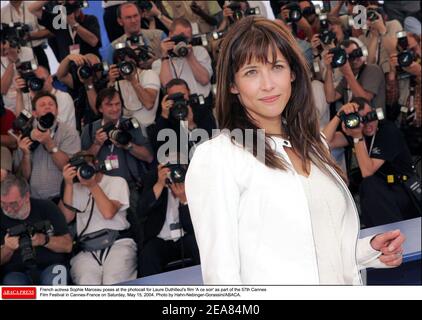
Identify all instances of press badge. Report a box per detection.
[69,44,80,55]
[106,154,119,169]
[191,22,199,36]
[170,222,182,240]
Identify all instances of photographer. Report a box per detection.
[278,1,315,41]
[15,66,76,130]
[322,98,420,227]
[81,87,153,216]
[29,1,102,61]
[1,175,72,285]
[323,39,385,112]
[56,53,109,130]
[153,18,213,104]
[138,157,200,277]
[387,32,421,154]
[1,1,52,72]
[102,1,127,42]
[59,152,137,285]
[107,2,166,66]
[161,1,220,34]
[0,35,34,115]
[357,2,402,74]
[108,45,160,131]
[14,91,81,201]
[149,78,216,154]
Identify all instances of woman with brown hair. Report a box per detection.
[185,17,405,285]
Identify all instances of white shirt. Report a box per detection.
[1,2,47,48]
[299,163,348,284]
[72,175,130,235]
[117,68,160,128]
[1,47,35,114]
[152,46,213,97]
[185,133,383,285]
[157,189,185,242]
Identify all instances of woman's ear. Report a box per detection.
[230,83,239,95]
[291,72,296,82]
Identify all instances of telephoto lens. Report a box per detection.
[37,112,55,132]
[339,112,362,129]
[329,47,347,68]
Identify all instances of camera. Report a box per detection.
[70,61,110,80]
[167,92,205,121]
[339,108,384,129]
[44,1,89,15]
[101,118,140,146]
[36,112,56,133]
[69,154,116,183]
[347,47,367,60]
[283,3,302,23]
[114,44,139,77]
[329,47,348,68]
[165,163,187,184]
[16,61,44,93]
[1,22,31,48]
[11,110,39,151]
[168,34,190,58]
[8,220,53,266]
[396,31,415,68]
[227,2,261,21]
[12,110,34,138]
[135,0,152,11]
[367,8,380,22]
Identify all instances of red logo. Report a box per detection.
[1,287,36,299]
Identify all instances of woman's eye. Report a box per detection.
[245,70,257,76]
[273,64,284,70]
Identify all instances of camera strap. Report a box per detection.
[368,131,377,156]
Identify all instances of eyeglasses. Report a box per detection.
[1,197,25,211]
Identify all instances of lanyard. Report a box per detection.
[10,3,26,24]
[101,119,120,153]
[68,25,77,45]
[170,58,185,80]
[368,131,377,156]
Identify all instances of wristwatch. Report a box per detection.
[72,23,80,31]
[49,146,59,154]
[125,142,133,151]
[161,56,170,61]
[43,234,50,247]
[353,137,364,144]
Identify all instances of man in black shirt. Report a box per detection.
[323,97,420,227]
[29,1,102,61]
[1,175,72,285]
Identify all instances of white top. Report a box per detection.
[152,46,213,97]
[102,1,127,9]
[72,175,130,235]
[299,162,348,284]
[185,133,383,285]
[116,68,161,128]
[157,189,185,242]
[0,47,34,114]
[1,2,47,48]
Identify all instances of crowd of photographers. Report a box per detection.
[1,1,421,285]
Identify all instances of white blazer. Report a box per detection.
[185,133,386,285]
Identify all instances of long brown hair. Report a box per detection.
[215,16,346,180]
